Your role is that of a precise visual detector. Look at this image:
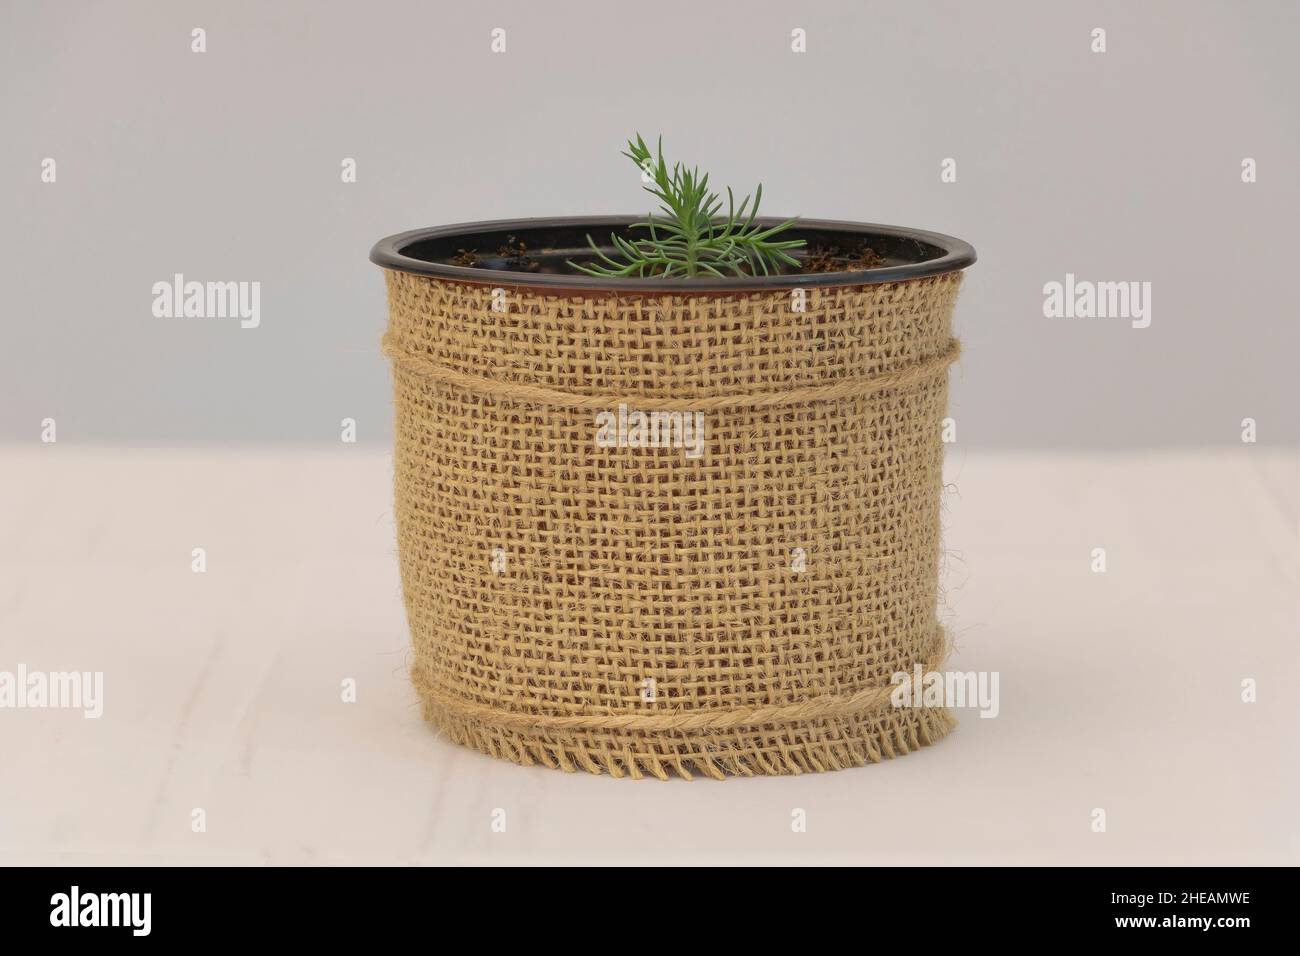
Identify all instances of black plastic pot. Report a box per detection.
[370,216,976,292]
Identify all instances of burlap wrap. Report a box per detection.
[381,269,964,779]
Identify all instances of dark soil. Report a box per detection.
[495,235,542,273]
[444,236,887,276]
[802,242,885,273]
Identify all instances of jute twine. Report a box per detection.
[382,270,965,779]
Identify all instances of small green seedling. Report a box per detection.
[568,134,805,278]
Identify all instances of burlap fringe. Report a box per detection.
[423,695,957,781]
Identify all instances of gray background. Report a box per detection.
[2,0,1297,448]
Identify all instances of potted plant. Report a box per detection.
[371,135,976,779]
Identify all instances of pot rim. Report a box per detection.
[370,216,976,292]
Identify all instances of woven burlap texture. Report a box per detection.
[382,269,964,779]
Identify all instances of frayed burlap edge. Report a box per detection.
[419,694,956,780]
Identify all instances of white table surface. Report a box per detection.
[1,446,1295,865]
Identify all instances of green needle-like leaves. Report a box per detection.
[568,134,805,278]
